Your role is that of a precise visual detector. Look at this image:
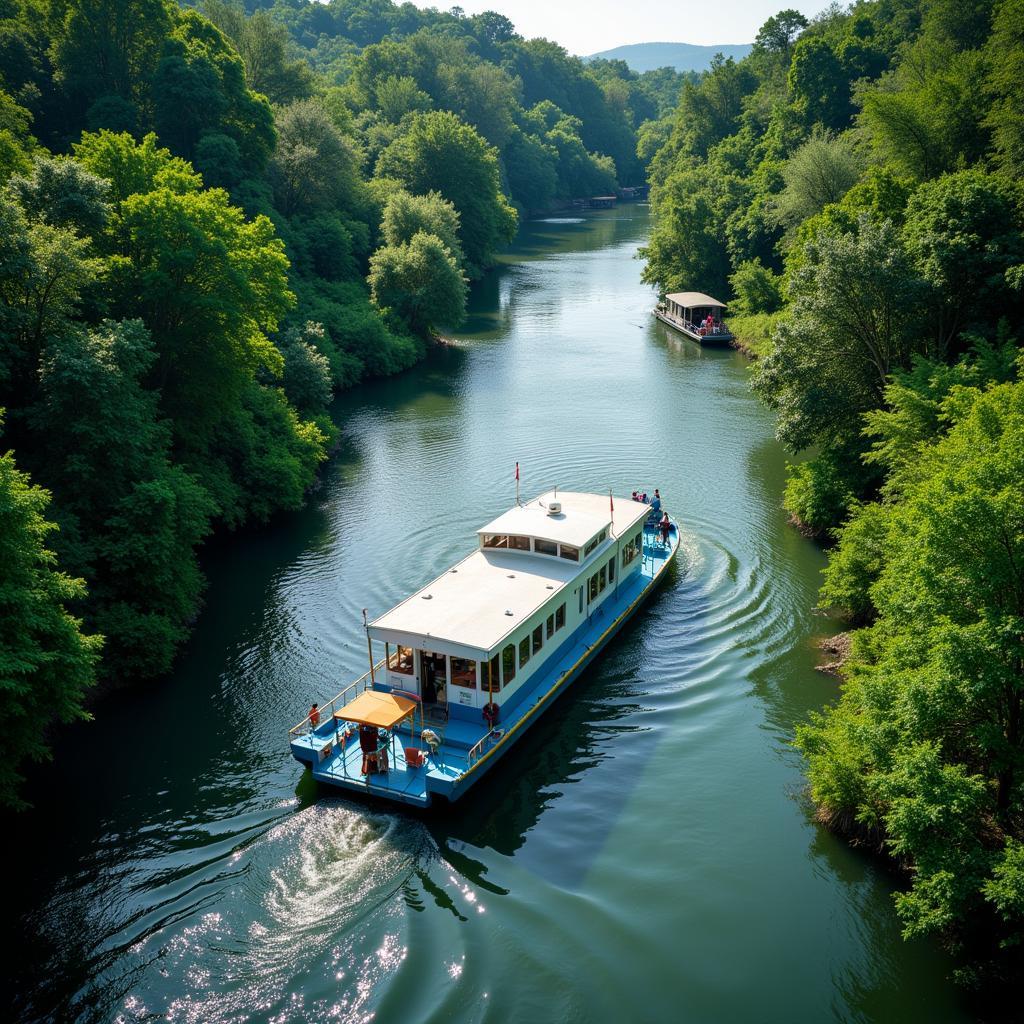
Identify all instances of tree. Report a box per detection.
[753,9,809,60]
[369,231,467,334]
[268,97,362,215]
[984,0,1024,177]
[72,130,203,203]
[788,36,851,130]
[380,189,463,265]
[754,216,928,452]
[0,430,100,808]
[30,321,214,679]
[902,170,1024,351]
[857,39,988,180]
[375,110,517,277]
[203,2,315,105]
[49,0,172,120]
[772,128,863,228]
[729,258,783,314]
[6,155,111,236]
[0,196,103,399]
[153,9,275,169]
[278,321,333,413]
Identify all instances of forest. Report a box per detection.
[0,0,690,808]
[642,0,1024,989]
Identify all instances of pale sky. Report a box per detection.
[412,0,826,56]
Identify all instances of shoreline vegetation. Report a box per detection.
[642,0,1024,989]
[0,0,692,806]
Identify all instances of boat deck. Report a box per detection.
[290,524,679,806]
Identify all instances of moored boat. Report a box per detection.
[654,291,734,344]
[289,490,680,807]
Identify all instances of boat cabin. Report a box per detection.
[366,491,651,724]
[655,291,734,343]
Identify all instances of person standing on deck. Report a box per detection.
[659,512,671,545]
[650,489,662,516]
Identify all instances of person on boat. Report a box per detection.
[659,512,671,545]
[641,491,648,503]
[483,700,500,729]
[631,490,639,502]
[308,703,320,728]
[650,489,662,516]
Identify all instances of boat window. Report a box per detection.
[556,603,566,630]
[486,652,501,693]
[388,645,414,674]
[583,536,599,557]
[483,534,509,549]
[508,535,531,551]
[501,644,516,684]
[599,566,607,592]
[608,557,615,583]
[532,624,543,654]
[578,588,583,614]
[559,544,579,561]
[588,573,599,601]
[534,538,557,556]
[451,657,477,689]
[519,636,531,668]
[546,612,554,638]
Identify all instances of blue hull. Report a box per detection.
[290,523,680,807]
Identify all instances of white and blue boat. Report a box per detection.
[289,491,679,807]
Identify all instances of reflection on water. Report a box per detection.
[3,207,974,1024]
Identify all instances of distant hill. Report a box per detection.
[585,41,753,73]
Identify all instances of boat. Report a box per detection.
[288,490,680,807]
[654,291,734,344]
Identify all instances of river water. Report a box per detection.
[5,206,974,1024]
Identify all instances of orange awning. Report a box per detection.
[334,690,418,729]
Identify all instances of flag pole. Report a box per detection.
[515,461,520,506]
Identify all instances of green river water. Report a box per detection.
[5,206,976,1024]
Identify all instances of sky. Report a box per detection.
[409,0,826,56]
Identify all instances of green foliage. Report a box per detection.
[782,441,872,536]
[278,321,333,413]
[376,110,516,278]
[268,97,363,215]
[772,129,863,228]
[902,170,1024,351]
[7,155,110,235]
[369,230,467,335]
[796,382,1024,978]
[729,259,784,315]
[754,217,928,451]
[984,0,1024,178]
[380,189,462,265]
[30,321,215,679]
[0,433,100,808]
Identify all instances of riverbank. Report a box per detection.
[729,311,782,359]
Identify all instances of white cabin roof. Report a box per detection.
[665,291,726,308]
[368,492,649,657]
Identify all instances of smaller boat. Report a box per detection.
[654,291,734,344]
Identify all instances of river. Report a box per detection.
[5,206,974,1024]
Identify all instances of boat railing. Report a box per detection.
[468,729,499,765]
[287,659,386,740]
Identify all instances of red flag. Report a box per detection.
[515,461,519,481]
[610,491,614,515]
